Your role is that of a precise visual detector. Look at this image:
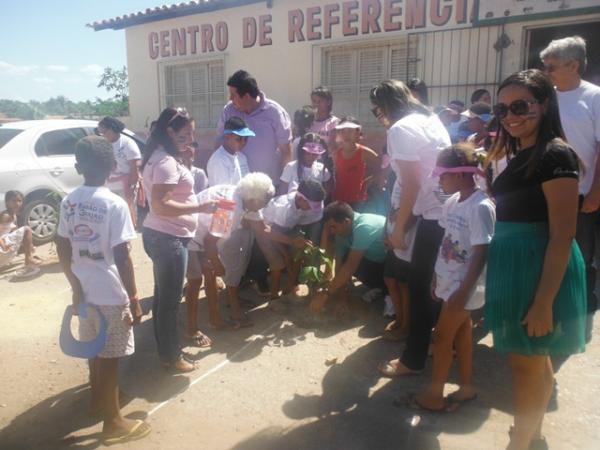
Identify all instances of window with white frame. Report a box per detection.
[321,39,418,124]
[162,59,225,129]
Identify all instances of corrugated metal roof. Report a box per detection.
[88,0,270,31]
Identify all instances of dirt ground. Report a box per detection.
[0,238,598,450]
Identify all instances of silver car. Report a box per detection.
[0,120,144,244]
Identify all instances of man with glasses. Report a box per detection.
[540,36,600,341]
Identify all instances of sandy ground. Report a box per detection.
[0,238,598,450]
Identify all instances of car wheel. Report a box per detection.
[23,198,60,245]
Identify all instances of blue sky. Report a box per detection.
[0,1,161,102]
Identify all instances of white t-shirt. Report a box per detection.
[387,113,451,220]
[189,184,262,251]
[434,189,495,310]
[58,186,136,306]
[386,218,419,262]
[262,192,322,229]
[207,146,250,187]
[556,80,600,195]
[112,134,141,176]
[280,160,331,193]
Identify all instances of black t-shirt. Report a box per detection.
[491,140,580,222]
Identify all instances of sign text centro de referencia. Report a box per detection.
[148,0,469,59]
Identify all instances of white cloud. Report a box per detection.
[80,64,104,77]
[0,61,39,75]
[45,65,69,73]
[33,77,54,84]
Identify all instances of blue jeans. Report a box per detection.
[142,227,190,363]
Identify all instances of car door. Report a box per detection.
[34,127,85,194]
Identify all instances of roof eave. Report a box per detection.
[89,0,269,32]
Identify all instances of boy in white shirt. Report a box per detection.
[207,117,252,186]
[56,136,150,444]
[412,143,495,412]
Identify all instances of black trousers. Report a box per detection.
[400,219,445,371]
[354,257,386,291]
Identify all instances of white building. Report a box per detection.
[90,0,600,162]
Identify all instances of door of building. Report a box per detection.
[527,21,600,85]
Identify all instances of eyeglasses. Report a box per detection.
[493,99,540,119]
[167,107,189,125]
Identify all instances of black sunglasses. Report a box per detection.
[493,99,539,119]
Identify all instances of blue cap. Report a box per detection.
[223,127,255,137]
[60,303,108,359]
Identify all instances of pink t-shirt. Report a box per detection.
[309,115,340,142]
[142,149,197,237]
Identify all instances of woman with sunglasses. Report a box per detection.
[370,80,452,377]
[141,107,216,373]
[486,69,586,449]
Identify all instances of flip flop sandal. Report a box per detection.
[161,356,197,373]
[13,265,41,279]
[446,392,478,405]
[403,393,459,413]
[184,332,212,348]
[378,361,423,378]
[103,420,152,446]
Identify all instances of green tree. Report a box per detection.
[98,66,129,103]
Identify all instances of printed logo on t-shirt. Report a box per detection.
[440,234,467,264]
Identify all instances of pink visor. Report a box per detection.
[431,166,486,177]
[302,142,326,155]
[297,192,323,211]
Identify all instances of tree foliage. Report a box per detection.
[0,67,130,120]
[98,66,129,103]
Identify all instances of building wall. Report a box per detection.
[122,0,600,159]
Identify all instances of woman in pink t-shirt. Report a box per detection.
[141,107,215,373]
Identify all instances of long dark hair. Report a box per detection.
[370,79,431,123]
[293,106,315,138]
[487,69,568,178]
[311,86,334,115]
[296,132,327,182]
[142,107,194,169]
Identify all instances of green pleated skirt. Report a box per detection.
[485,222,586,356]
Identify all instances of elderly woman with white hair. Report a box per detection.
[190,172,283,329]
[540,35,600,341]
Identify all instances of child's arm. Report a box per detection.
[56,236,84,311]
[114,242,143,324]
[362,146,381,188]
[447,245,488,311]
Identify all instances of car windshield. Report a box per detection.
[0,128,23,149]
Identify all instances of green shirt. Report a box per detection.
[335,212,387,263]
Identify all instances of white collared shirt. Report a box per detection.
[207,146,250,187]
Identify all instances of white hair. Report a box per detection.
[236,172,275,203]
[540,35,587,76]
